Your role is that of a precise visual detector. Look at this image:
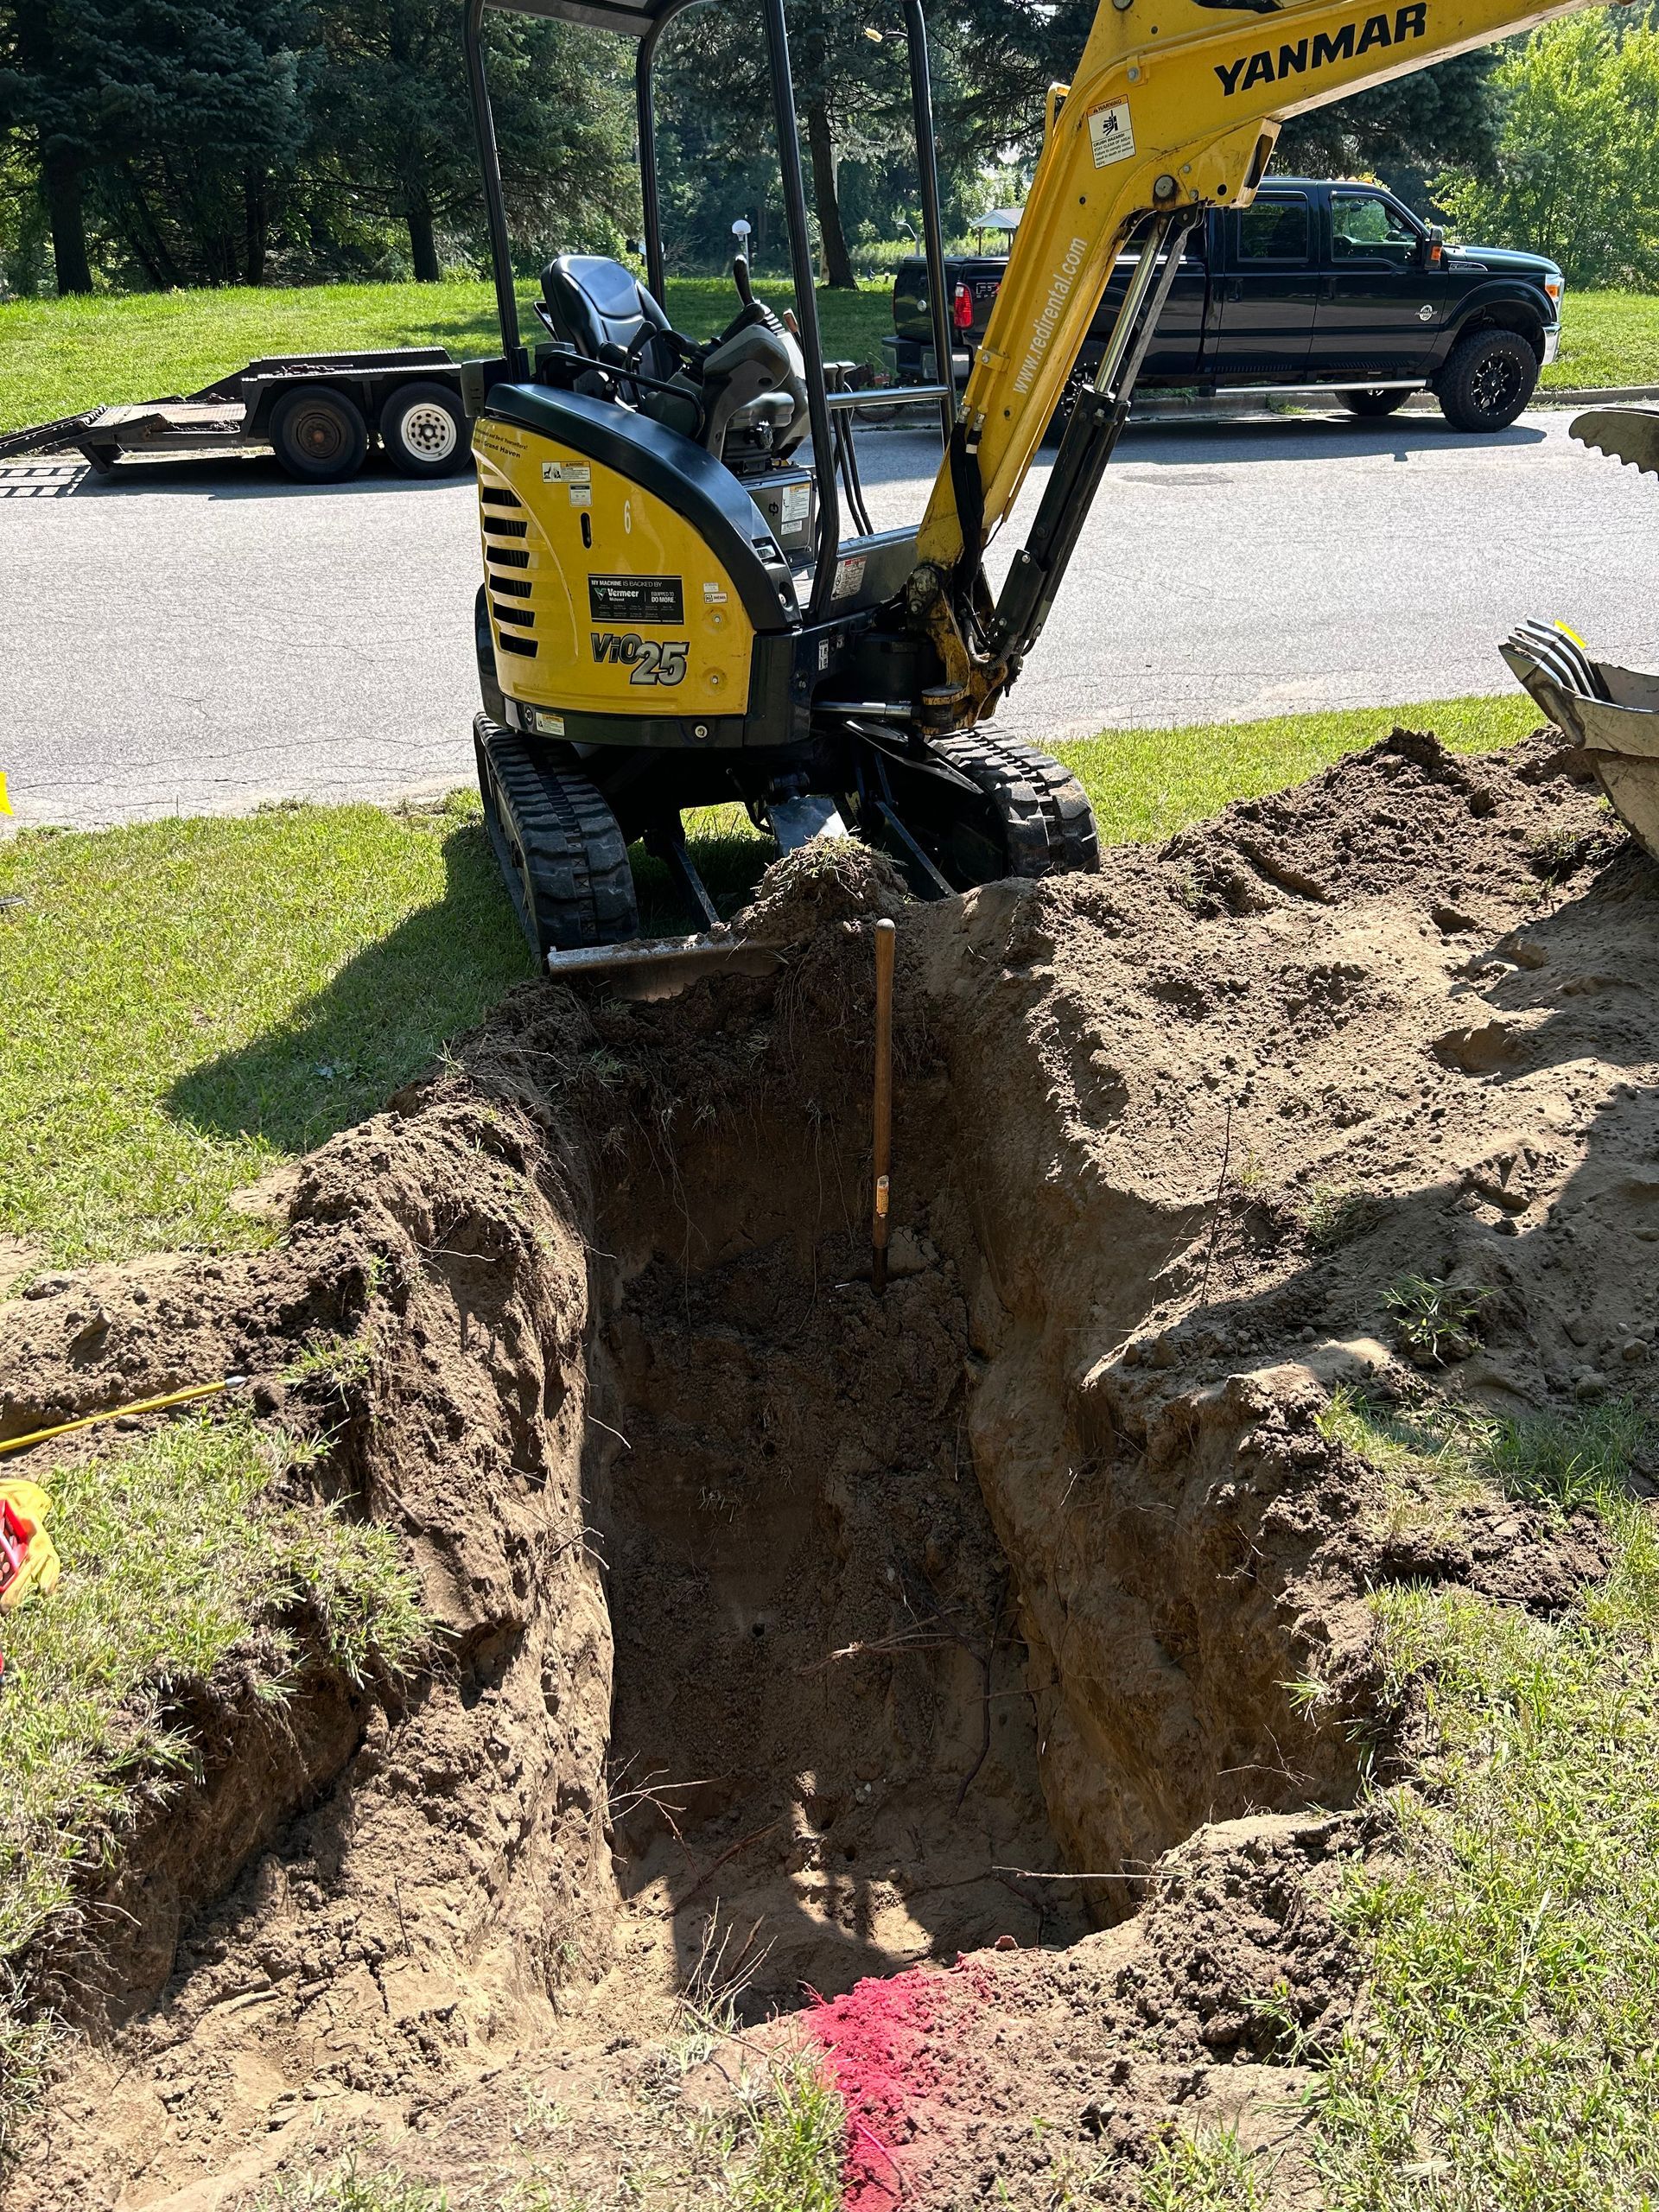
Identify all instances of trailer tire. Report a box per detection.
[270,385,369,483]
[1340,387,1413,418]
[1435,328,1538,433]
[381,380,469,476]
[474,715,639,960]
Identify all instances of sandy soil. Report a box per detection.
[0,727,1652,2209]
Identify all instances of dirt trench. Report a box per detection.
[3,728,1652,2209]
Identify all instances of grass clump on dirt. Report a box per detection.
[248,2048,843,2211]
[1300,1184,1383,1255]
[1382,1272,1490,1366]
[722,2056,846,2212]
[1140,2126,1268,2209]
[256,2158,448,2211]
[0,277,893,436]
[1323,1389,1649,1522]
[0,1409,425,2151]
[1304,1394,1659,2209]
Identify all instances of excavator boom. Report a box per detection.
[913,0,1624,714]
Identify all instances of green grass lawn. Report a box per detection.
[0,694,1539,1274]
[0,792,532,1265]
[0,276,895,436]
[1306,1394,1659,2210]
[1541,286,1659,390]
[0,274,1649,436]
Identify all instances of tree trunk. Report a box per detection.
[245,172,268,286]
[118,161,182,289]
[406,200,441,282]
[41,143,92,295]
[804,99,856,289]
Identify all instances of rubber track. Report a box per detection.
[930,733,1101,878]
[474,715,638,954]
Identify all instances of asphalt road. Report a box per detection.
[2,406,1653,829]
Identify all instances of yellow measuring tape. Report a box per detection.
[0,1376,243,1459]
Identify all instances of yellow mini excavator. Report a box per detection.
[461,0,1648,966]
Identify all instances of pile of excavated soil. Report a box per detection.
[2,728,1655,2210]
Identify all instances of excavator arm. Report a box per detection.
[909,0,1626,720]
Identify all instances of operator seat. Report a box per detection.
[538,253,807,464]
[541,254,680,381]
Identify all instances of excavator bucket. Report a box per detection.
[1571,407,1659,482]
[1503,410,1659,861]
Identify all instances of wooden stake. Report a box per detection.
[871,918,895,1296]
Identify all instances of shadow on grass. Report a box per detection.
[167,815,534,1156]
[166,811,773,1157]
[631,813,772,936]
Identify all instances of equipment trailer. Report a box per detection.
[0,350,474,483]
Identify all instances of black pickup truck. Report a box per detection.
[886,178,1564,433]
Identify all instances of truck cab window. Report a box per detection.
[1235,197,1310,263]
[1332,193,1421,265]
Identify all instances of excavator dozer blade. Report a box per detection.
[1503,619,1659,861]
[1571,407,1659,480]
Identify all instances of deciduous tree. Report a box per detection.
[1436,12,1659,284]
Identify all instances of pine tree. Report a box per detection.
[305,0,632,282]
[655,0,914,289]
[1275,51,1502,181]
[0,0,303,291]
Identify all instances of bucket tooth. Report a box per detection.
[1572,406,1659,480]
[1503,619,1659,861]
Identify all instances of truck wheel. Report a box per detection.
[270,385,368,483]
[381,380,469,477]
[1340,388,1412,418]
[474,715,639,959]
[1436,330,1538,433]
[919,734,1100,888]
[474,586,505,724]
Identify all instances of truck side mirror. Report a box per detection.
[1422,225,1446,268]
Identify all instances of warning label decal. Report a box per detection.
[1088,100,1136,167]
